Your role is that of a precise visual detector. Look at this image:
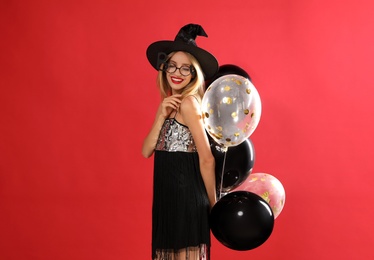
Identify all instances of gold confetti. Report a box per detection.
[226,138,231,142]
[246,88,251,94]
[234,132,240,137]
[224,85,231,91]
[204,112,209,118]
[209,109,214,114]
[231,112,237,118]
[223,97,232,104]
[210,131,221,140]
[251,112,254,118]
[244,109,249,115]
[261,191,270,203]
[216,126,223,131]
[234,79,242,85]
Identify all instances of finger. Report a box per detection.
[163,104,178,111]
[162,102,178,110]
[164,98,181,105]
[167,97,182,104]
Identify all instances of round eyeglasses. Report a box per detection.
[165,63,194,76]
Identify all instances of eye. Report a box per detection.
[180,66,191,73]
[165,63,176,73]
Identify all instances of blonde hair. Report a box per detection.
[156,51,205,103]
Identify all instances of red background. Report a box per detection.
[1,0,373,259]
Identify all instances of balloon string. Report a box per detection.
[219,149,228,200]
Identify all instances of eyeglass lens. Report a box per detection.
[166,63,192,76]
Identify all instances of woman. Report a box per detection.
[142,24,219,260]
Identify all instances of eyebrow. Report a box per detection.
[168,60,191,66]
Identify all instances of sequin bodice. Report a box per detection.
[155,118,197,152]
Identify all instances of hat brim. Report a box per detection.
[146,40,218,80]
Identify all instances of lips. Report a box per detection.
[170,76,183,84]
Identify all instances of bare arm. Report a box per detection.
[180,96,217,208]
[141,94,182,158]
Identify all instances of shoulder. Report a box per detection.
[180,95,200,112]
[179,95,202,123]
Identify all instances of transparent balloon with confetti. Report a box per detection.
[202,74,262,148]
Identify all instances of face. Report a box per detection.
[165,51,194,94]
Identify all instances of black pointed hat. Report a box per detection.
[146,23,219,80]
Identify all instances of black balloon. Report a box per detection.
[210,137,255,193]
[205,64,251,90]
[210,191,274,251]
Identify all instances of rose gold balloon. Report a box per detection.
[233,173,285,219]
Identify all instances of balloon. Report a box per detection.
[210,191,274,251]
[202,74,262,147]
[233,173,286,219]
[205,64,251,89]
[210,137,255,193]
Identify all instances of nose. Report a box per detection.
[175,68,183,76]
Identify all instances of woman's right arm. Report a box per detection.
[141,107,165,158]
[141,94,182,158]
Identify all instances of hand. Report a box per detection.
[160,94,182,118]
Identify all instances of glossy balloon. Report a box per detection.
[202,74,262,147]
[210,191,274,251]
[205,64,251,89]
[210,138,255,193]
[233,173,286,219]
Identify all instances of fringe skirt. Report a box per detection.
[152,151,211,260]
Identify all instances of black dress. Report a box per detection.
[152,114,211,260]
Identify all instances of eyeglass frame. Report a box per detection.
[162,62,196,77]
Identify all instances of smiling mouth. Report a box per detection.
[171,76,183,84]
